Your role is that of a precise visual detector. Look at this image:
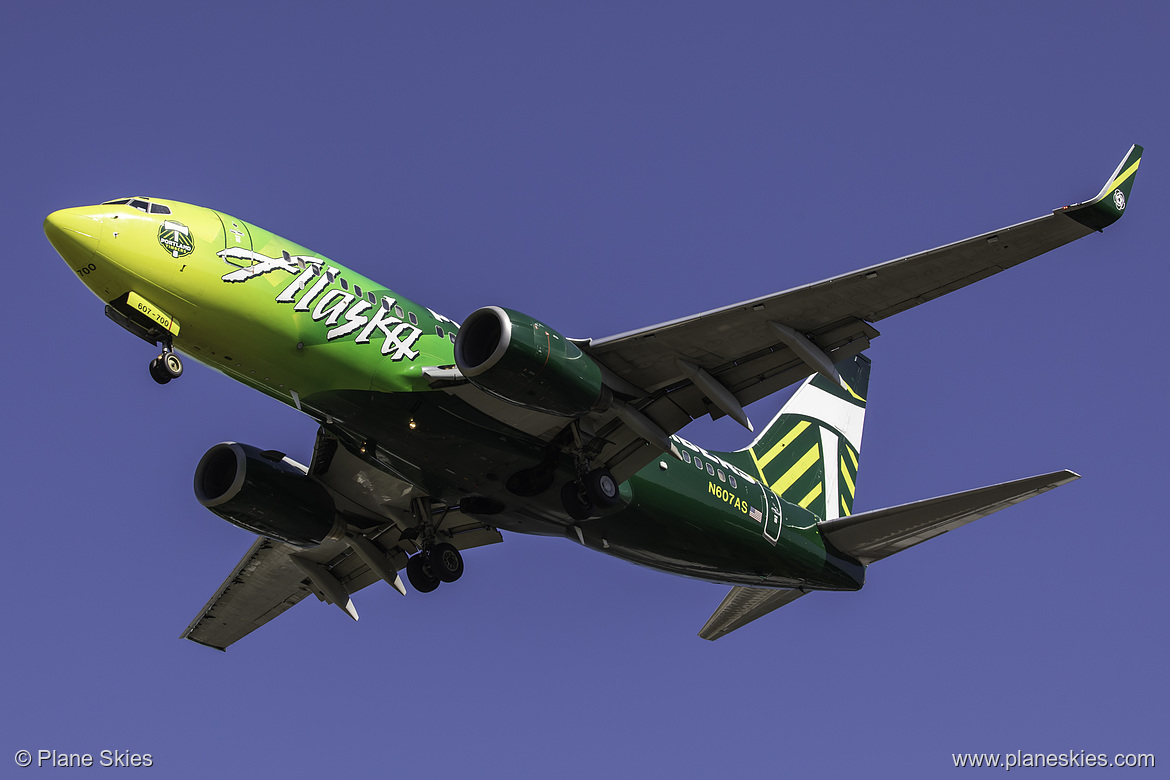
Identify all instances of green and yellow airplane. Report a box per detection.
[45,146,1141,649]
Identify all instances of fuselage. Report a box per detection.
[46,197,865,592]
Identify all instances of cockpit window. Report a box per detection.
[101,197,169,215]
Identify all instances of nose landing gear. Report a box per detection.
[148,344,183,385]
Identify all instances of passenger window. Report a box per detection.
[354,285,363,299]
[729,475,737,488]
[694,458,703,470]
[368,292,378,305]
[339,278,349,291]
[717,469,726,482]
[449,332,456,343]
[408,312,418,325]
[394,305,404,318]
[681,451,691,464]
[436,326,445,339]
[706,463,715,476]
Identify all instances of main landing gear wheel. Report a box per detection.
[561,480,593,521]
[406,553,440,593]
[430,543,464,583]
[585,468,620,508]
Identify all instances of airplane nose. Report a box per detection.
[44,208,102,265]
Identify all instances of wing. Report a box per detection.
[182,431,503,650]
[181,536,320,650]
[183,519,502,650]
[578,146,1141,480]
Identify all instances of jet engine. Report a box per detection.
[454,306,611,416]
[193,442,340,547]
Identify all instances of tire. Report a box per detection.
[585,468,620,508]
[430,542,464,583]
[406,553,440,593]
[148,358,171,385]
[561,480,593,521]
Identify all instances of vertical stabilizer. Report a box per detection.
[738,354,870,521]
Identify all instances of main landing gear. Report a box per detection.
[148,343,183,385]
[406,542,464,593]
[556,421,622,521]
[403,497,465,593]
[561,467,620,521]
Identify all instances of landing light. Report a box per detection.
[408,419,417,430]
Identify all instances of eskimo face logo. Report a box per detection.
[1113,189,1126,211]
[158,220,194,258]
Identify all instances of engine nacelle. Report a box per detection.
[193,442,340,548]
[454,306,610,417]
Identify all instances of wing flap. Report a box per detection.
[698,586,809,641]
[818,470,1080,565]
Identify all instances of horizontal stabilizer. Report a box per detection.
[698,586,809,641]
[818,470,1079,565]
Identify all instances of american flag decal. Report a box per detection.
[749,506,763,523]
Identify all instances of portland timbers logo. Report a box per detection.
[158,220,194,258]
[1113,189,1126,211]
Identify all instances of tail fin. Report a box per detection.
[738,354,870,521]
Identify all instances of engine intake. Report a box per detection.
[454,306,610,417]
[194,442,340,547]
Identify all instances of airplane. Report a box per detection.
[44,145,1141,648]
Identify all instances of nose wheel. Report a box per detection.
[149,348,183,385]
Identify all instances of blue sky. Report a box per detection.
[3,3,1165,776]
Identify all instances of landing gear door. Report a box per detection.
[762,487,783,545]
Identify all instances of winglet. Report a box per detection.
[1061,144,1143,231]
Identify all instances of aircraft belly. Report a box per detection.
[300,387,866,589]
[305,388,554,506]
